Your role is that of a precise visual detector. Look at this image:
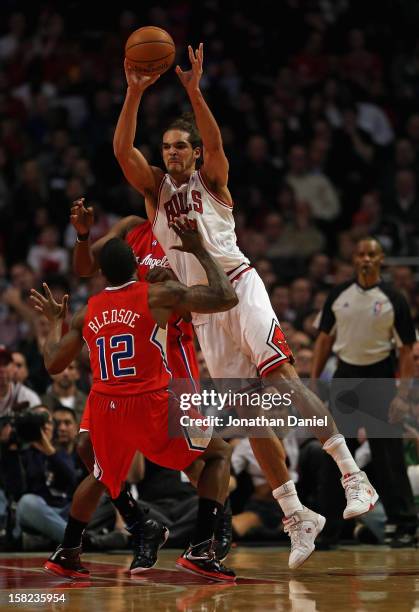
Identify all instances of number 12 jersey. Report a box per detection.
[83,280,171,395]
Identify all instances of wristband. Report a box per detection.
[76,233,90,242]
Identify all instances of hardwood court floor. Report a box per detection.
[0,546,418,611]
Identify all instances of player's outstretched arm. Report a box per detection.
[71,198,145,277]
[148,218,238,314]
[71,197,96,276]
[30,283,85,374]
[176,43,229,190]
[114,60,163,199]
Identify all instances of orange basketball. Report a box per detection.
[125,26,175,75]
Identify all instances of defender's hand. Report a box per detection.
[124,59,160,93]
[30,283,69,322]
[170,217,203,253]
[70,198,94,235]
[175,43,203,93]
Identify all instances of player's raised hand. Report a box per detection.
[124,59,160,93]
[30,283,69,322]
[170,216,204,253]
[175,43,203,92]
[70,197,94,235]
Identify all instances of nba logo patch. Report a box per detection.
[152,239,157,246]
[373,301,382,315]
[110,401,116,410]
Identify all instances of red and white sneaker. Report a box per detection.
[283,507,326,569]
[342,471,379,519]
[44,546,89,579]
[176,539,236,582]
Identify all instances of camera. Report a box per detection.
[14,411,50,443]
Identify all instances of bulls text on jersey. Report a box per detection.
[163,190,203,224]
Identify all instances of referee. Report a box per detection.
[312,237,417,546]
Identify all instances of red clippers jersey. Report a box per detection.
[83,281,170,395]
[126,221,199,385]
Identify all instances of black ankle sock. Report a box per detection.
[191,498,224,546]
[62,515,88,549]
[112,485,146,531]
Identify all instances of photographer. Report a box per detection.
[12,405,78,548]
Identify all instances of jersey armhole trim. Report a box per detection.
[152,174,166,230]
[197,170,234,209]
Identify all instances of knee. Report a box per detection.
[17,494,43,516]
[208,438,232,461]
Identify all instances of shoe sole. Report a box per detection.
[343,491,379,520]
[130,527,170,575]
[289,514,326,570]
[175,557,236,582]
[43,561,89,580]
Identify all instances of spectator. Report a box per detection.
[351,191,404,256]
[270,285,296,323]
[42,361,87,424]
[230,438,283,539]
[289,278,313,321]
[27,225,69,276]
[0,346,40,417]
[252,258,278,292]
[53,406,79,457]
[10,351,29,385]
[286,145,340,222]
[384,171,419,246]
[230,436,297,539]
[307,253,332,291]
[13,406,78,548]
[267,200,326,258]
[389,266,416,305]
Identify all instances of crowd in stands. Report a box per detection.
[0,1,418,551]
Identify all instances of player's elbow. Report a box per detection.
[113,136,132,160]
[113,143,127,161]
[219,291,239,311]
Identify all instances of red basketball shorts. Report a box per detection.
[88,389,210,498]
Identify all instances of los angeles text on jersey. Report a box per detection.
[136,253,170,269]
[164,190,203,224]
[87,309,141,334]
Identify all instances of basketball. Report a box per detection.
[125,26,176,76]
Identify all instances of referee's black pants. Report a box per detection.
[327,357,417,528]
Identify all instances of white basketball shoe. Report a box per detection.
[342,471,379,519]
[283,507,326,569]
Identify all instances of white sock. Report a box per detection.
[323,434,359,477]
[273,480,303,517]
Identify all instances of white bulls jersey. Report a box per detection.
[153,169,294,378]
[152,170,250,288]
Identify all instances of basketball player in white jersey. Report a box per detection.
[113,44,378,568]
